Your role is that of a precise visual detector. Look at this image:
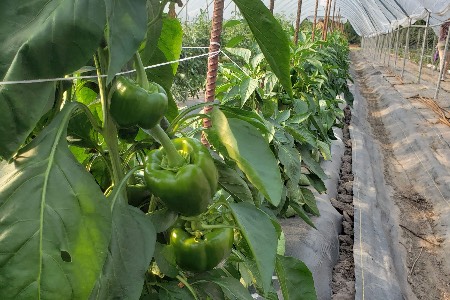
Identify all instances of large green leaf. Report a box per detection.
[240,77,259,107]
[210,108,282,206]
[276,141,302,185]
[275,255,317,300]
[299,148,328,181]
[0,0,106,159]
[232,0,293,98]
[105,0,148,83]
[90,193,156,299]
[214,159,254,203]
[141,16,182,120]
[229,202,277,294]
[202,277,253,300]
[0,103,111,299]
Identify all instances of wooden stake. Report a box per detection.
[312,0,319,41]
[269,0,275,13]
[294,0,303,45]
[202,0,224,146]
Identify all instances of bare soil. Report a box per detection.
[331,107,355,300]
[352,53,450,299]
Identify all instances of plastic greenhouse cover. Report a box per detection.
[175,0,450,37]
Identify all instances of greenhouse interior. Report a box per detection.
[0,0,449,299]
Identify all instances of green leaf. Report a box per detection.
[141,16,182,120]
[306,174,326,194]
[240,77,259,107]
[67,110,99,149]
[289,202,316,229]
[232,0,293,98]
[205,277,253,300]
[211,108,282,206]
[299,148,328,181]
[90,196,156,299]
[285,125,317,148]
[105,0,148,83]
[225,47,252,64]
[0,103,111,299]
[0,0,106,159]
[154,243,179,278]
[276,142,302,185]
[276,110,291,123]
[158,18,183,75]
[229,202,277,294]
[220,106,269,134]
[148,209,178,233]
[300,188,319,216]
[275,255,317,300]
[226,36,246,48]
[214,159,254,203]
[288,112,311,124]
[223,19,242,29]
[159,281,196,300]
[317,140,331,160]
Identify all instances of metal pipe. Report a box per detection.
[434,25,450,99]
[400,18,411,79]
[394,27,401,67]
[418,12,431,83]
[384,30,391,64]
[388,29,394,67]
[381,33,386,61]
[401,18,412,79]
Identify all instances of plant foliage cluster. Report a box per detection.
[0,0,351,299]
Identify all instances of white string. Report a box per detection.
[0,50,220,85]
[221,51,251,77]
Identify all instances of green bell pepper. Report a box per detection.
[144,137,218,216]
[170,227,234,272]
[110,76,168,129]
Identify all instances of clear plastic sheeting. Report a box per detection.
[175,0,450,37]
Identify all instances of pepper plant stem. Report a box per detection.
[134,52,149,90]
[95,53,124,185]
[147,125,185,168]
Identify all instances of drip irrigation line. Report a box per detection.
[354,136,366,300]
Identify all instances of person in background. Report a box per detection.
[438,18,450,80]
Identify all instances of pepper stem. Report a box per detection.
[146,125,185,168]
[200,224,237,230]
[134,52,149,90]
[176,275,199,300]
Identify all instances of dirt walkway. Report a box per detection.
[351,49,450,299]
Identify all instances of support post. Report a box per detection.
[418,12,431,83]
[386,29,393,65]
[434,25,450,99]
[323,0,331,40]
[332,0,336,31]
[312,0,319,42]
[269,0,275,13]
[294,0,303,45]
[394,27,401,67]
[401,18,412,79]
[202,0,224,146]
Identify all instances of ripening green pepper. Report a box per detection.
[110,76,168,129]
[144,137,218,216]
[170,227,234,272]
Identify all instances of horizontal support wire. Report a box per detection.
[0,48,219,86]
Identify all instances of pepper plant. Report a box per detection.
[0,0,317,299]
